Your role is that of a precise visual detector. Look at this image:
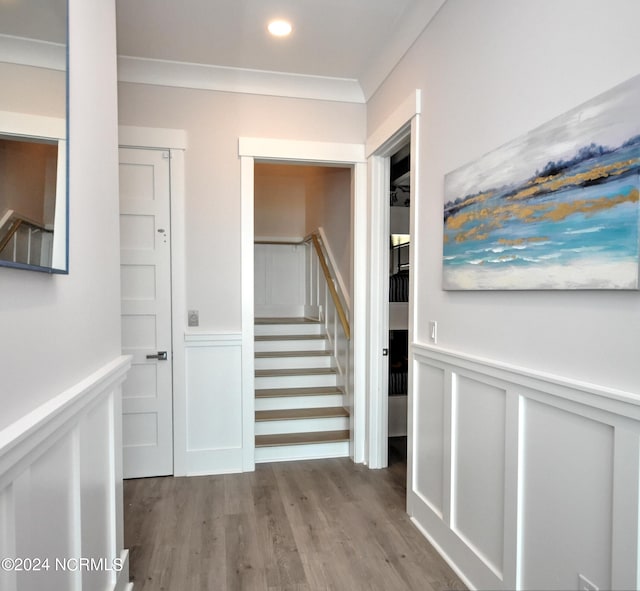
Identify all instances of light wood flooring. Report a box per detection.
[124,442,466,591]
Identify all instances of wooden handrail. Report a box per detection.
[0,218,23,253]
[307,233,351,341]
[0,213,50,255]
[254,233,351,340]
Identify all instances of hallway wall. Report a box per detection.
[118,84,365,331]
[368,0,640,392]
[367,1,640,589]
[0,1,129,588]
[0,0,122,432]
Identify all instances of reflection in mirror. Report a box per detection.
[0,0,68,273]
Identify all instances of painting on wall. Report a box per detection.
[443,74,640,290]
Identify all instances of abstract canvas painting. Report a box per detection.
[443,74,640,290]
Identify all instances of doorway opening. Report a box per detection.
[388,139,411,470]
[252,161,355,463]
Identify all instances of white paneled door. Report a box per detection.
[119,147,173,478]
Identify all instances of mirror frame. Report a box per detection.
[0,1,68,275]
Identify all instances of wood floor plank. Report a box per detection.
[124,454,467,591]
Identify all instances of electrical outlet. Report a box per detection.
[428,320,438,344]
[578,574,599,591]
[188,310,199,327]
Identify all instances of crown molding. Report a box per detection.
[0,34,65,71]
[117,55,366,104]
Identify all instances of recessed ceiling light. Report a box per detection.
[268,19,292,37]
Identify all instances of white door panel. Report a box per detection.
[119,147,173,478]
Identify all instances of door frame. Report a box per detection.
[365,90,421,469]
[118,125,188,475]
[239,138,367,469]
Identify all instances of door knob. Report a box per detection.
[146,351,168,360]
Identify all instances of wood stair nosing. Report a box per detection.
[255,386,344,398]
[255,350,332,358]
[255,407,349,422]
[255,334,327,342]
[255,367,336,378]
[255,317,321,325]
[255,429,350,448]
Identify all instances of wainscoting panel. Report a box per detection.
[255,243,306,317]
[520,397,614,590]
[0,356,131,591]
[452,374,506,579]
[184,333,243,475]
[410,344,640,591]
[412,362,445,517]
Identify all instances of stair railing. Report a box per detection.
[304,231,350,341]
[0,210,52,265]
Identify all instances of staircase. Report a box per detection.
[254,317,350,463]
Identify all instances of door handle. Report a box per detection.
[146,351,168,360]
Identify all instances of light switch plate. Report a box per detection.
[188,310,199,327]
[428,320,438,344]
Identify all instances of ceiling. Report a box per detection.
[114,0,445,100]
[0,0,445,102]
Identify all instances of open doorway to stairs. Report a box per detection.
[252,162,354,463]
[239,138,367,471]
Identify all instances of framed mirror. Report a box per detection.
[0,0,68,274]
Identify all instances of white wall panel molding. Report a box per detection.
[239,137,366,164]
[413,343,640,420]
[366,89,421,157]
[184,334,244,476]
[118,55,365,104]
[255,243,306,318]
[409,343,640,590]
[0,356,132,591]
[118,125,187,150]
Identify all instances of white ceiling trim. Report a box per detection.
[0,34,65,72]
[118,55,366,104]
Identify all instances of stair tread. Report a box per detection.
[255,350,332,358]
[255,430,350,447]
[256,407,349,421]
[255,386,344,398]
[255,317,321,325]
[256,367,336,377]
[256,334,326,341]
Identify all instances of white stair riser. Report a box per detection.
[255,416,349,436]
[255,373,336,390]
[255,440,350,463]
[255,339,328,352]
[255,324,323,336]
[255,394,345,411]
[255,355,333,370]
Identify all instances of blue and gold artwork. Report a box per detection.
[443,75,640,290]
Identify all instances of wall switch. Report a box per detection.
[578,574,599,591]
[428,320,438,344]
[188,310,199,327]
